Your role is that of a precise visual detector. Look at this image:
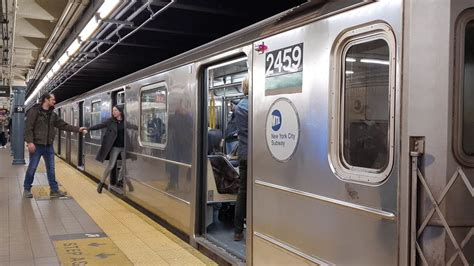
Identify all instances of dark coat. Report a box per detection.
[89,117,121,163]
[25,104,79,145]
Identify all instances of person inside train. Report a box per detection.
[208,128,223,155]
[23,92,88,198]
[234,78,249,241]
[146,113,164,143]
[87,104,134,193]
[222,99,240,155]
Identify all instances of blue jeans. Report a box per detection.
[24,144,59,192]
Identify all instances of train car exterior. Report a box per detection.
[52,0,474,265]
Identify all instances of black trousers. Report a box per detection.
[234,159,247,234]
[0,132,6,146]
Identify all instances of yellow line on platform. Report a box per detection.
[53,158,216,266]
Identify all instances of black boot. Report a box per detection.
[97,182,104,194]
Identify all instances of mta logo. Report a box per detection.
[271,110,282,131]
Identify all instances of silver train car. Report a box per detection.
[53,0,474,264]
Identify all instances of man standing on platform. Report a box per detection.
[23,93,87,198]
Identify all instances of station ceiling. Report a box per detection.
[6,0,309,104]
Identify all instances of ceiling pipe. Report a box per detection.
[8,0,17,88]
[29,0,89,84]
[50,0,176,94]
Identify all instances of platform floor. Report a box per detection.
[0,146,215,265]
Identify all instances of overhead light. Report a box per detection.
[345,70,354,75]
[346,57,356,62]
[360,58,389,65]
[66,39,81,56]
[98,0,121,19]
[79,17,100,41]
[46,70,54,80]
[58,53,69,66]
[52,62,61,73]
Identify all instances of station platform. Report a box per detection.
[0,146,215,266]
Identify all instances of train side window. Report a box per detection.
[90,101,101,140]
[139,83,167,148]
[330,23,396,184]
[454,11,474,166]
[117,91,125,105]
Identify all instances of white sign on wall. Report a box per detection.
[265,98,300,162]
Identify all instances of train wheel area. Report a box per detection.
[0,147,216,265]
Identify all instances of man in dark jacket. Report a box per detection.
[23,93,87,198]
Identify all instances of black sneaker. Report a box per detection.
[50,190,67,198]
[97,182,104,194]
[23,189,33,198]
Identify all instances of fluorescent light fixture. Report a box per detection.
[79,17,100,41]
[346,57,356,62]
[66,39,81,56]
[98,0,121,19]
[58,53,69,66]
[46,70,54,80]
[345,70,354,74]
[52,62,61,73]
[360,58,389,65]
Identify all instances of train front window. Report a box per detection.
[90,101,101,140]
[139,84,167,148]
[342,39,390,170]
[462,20,474,156]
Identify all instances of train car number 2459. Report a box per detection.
[265,43,304,77]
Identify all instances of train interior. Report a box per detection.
[203,57,248,259]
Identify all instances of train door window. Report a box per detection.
[139,83,167,148]
[330,24,396,184]
[116,91,125,105]
[454,11,474,166]
[90,101,101,140]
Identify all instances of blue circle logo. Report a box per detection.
[271,109,282,131]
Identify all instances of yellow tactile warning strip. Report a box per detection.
[54,159,217,265]
[31,185,69,200]
[53,237,133,265]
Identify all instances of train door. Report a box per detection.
[59,108,67,160]
[199,56,248,260]
[55,108,61,155]
[109,89,125,194]
[405,1,474,265]
[78,101,84,169]
[70,104,80,167]
[66,107,72,163]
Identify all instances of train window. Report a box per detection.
[117,91,125,105]
[454,11,474,166]
[139,83,167,148]
[330,23,396,184]
[90,101,101,140]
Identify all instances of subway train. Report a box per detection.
[51,0,474,265]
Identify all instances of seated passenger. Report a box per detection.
[87,105,134,193]
[146,115,164,143]
[208,128,223,155]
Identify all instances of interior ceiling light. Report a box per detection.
[98,0,121,19]
[26,0,122,105]
[345,57,356,62]
[360,58,390,65]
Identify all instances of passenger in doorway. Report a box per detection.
[23,93,88,198]
[234,78,249,241]
[222,99,240,154]
[0,116,8,148]
[87,105,134,193]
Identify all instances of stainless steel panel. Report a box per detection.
[70,104,79,166]
[251,1,402,264]
[125,64,195,234]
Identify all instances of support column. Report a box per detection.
[12,86,26,165]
